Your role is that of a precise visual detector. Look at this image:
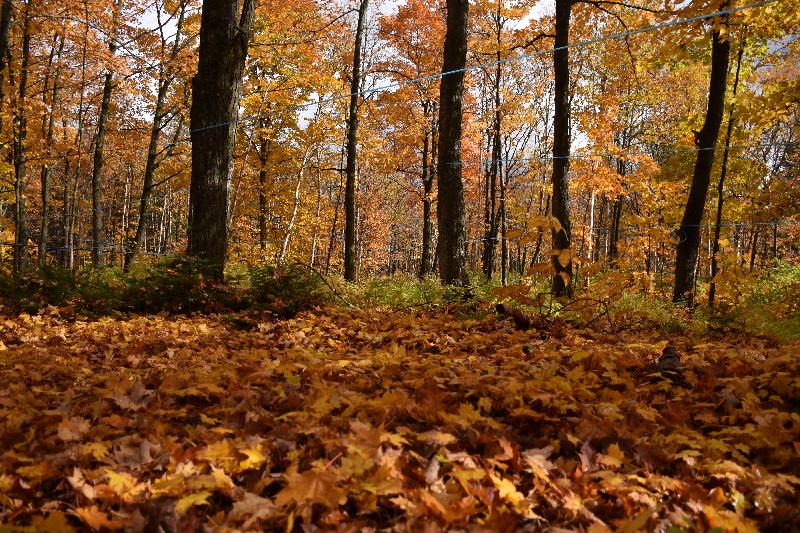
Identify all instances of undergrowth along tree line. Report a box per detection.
[0,0,797,306]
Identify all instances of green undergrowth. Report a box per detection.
[0,259,327,318]
[1,261,797,341]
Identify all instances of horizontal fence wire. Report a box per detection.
[181,0,779,141]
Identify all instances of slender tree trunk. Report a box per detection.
[188,0,256,279]
[257,136,270,252]
[0,0,13,132]
[91,4,120,268]
[278,150,309,264]
[608,197,623,260]
[709,38,744,308]
[343,0,369,282]
[673,13,731,303]
[419,121,433,278]
[13,4,30,273]
[482,4,504,280]
[437,0,470,286]
[39,33,65,267]
[125,2,186,270]
[500,165,508,286]
[310,166,322,268]
[126,81,167,270]
[551,0,574,296]
[65,4,91,270]
[587,190,595,263]
[749,227,758,272]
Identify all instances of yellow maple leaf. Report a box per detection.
[74,505,128,531]
[175,491,212,515]
[238,446,267,472]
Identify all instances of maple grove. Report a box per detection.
[0,0,799,530]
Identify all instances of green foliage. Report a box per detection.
[248,264,328,318]
[0,266,79,313]
[124,257,237,314]
[354,274,446,308]
[723,262,800,342]
[610,293,687,334]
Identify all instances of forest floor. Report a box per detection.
[0,304,798,532]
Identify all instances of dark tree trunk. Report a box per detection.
[125,3,186,271]
[608,197,623,260]
[673,16,731,303]
[500,165,508,286]
[0,0,12,132]
[344,0,369,282]
[13,4,30,273]
[551,0,574,296]
[39,33,64,267]
[420,106,435,278]
[482,4,504,280]
[258,136,270,251]
[709,38,743,308]
[437,0,470,286]
[188,0,256,279]
[91,13,120,268]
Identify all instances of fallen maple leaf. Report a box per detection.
[74,505,128,531]
[276,469,346,508]
[175,491,212,515]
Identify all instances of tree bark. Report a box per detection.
[482,3,504,280]
[188,0,256,279]
[91,3,121,268]
[551,0,574,296]
[709,38,744,308]
[343,0,369,282]
[125,2,186,271]
[419,118,433,278]
[673,15,731,303]
[39,33,65,267]
[0,0,13,133]
[437,0,470,286]
[257,135,271,252]
[278,149,310,264]
[13,3,30,273]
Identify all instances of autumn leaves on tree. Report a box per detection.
[0,0,797,300]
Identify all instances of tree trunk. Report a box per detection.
[258,136,270,251]
[188,0,256,279]
[125,2,186,270]
[13,4,30,274]
[673,14,731,303]
[39,33,64,267]
[278,150,309,264]
[437,0,470,286]
[0,0,13,132]
[91,6,120,268]
[482,5,504,280]
[551,0,574,296]
[709,38,743,308]
[608,197,623,260]
[419,121,433,278]
[343,0,369,282]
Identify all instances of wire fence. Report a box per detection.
[183,0,780,141]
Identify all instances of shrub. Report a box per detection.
[123,257,236,314]
[0,265,78,313]
[248,264,328,318]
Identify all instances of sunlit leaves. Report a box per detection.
[0,307,798,530]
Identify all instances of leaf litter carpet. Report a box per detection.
[0,306,798,531]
